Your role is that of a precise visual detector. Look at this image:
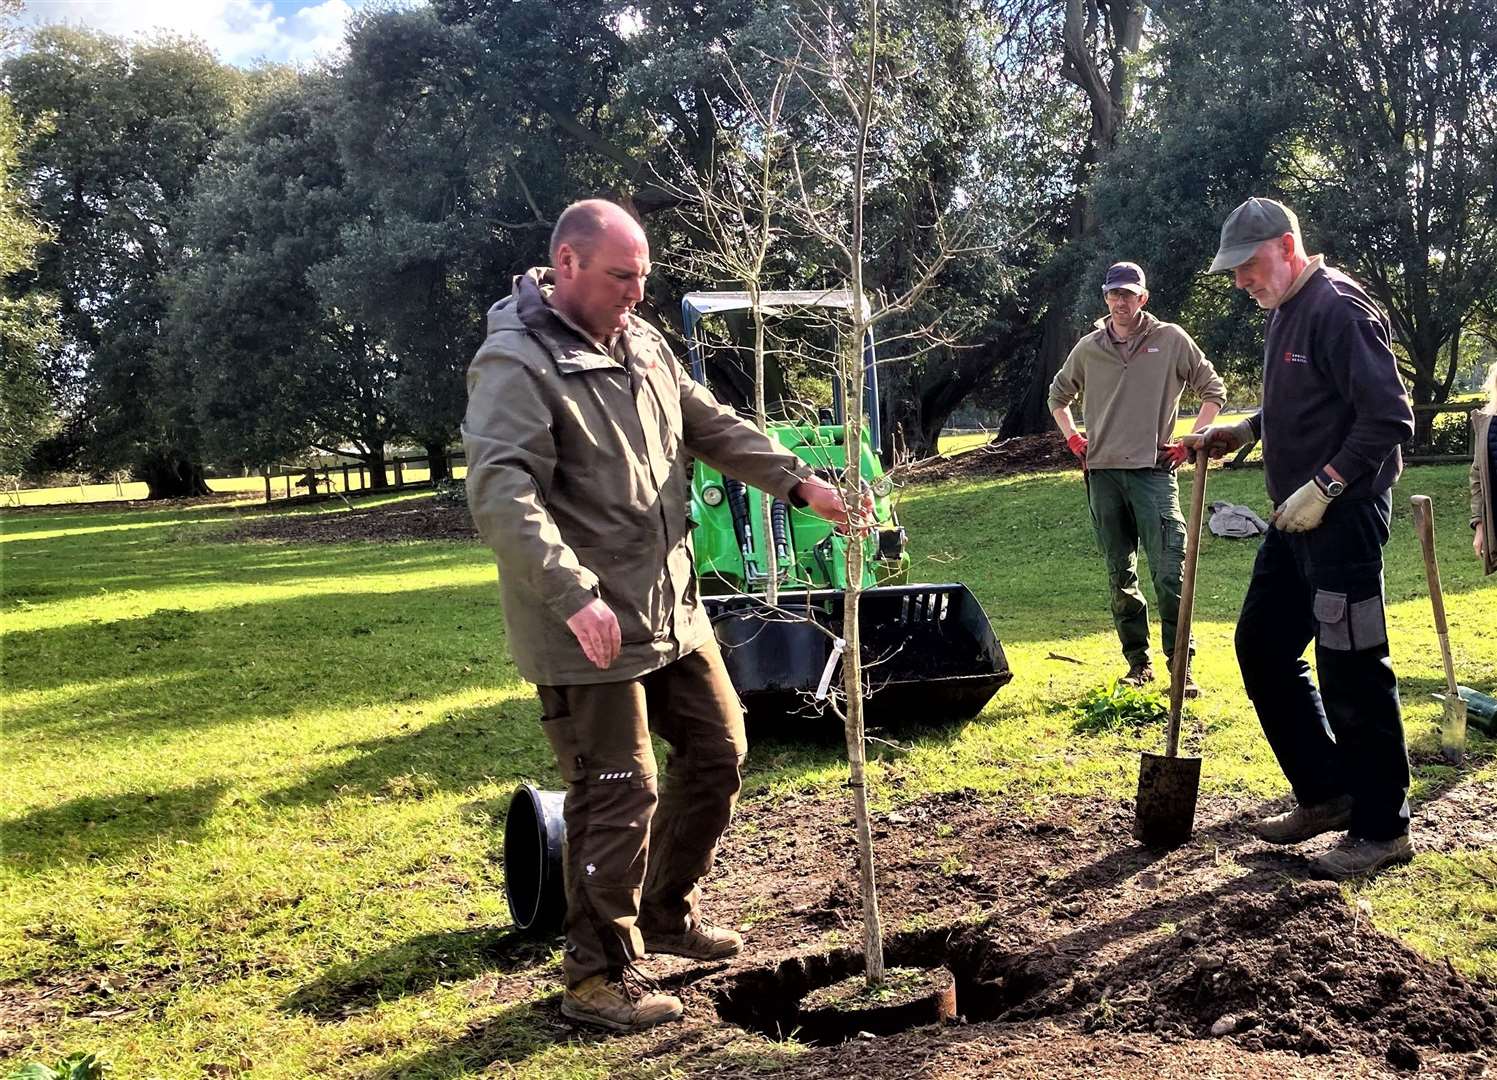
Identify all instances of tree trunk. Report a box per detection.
[1000,0,1145,436]
[366,451,389,490]
[1002,303,1074,437]
[139,451,213,499]
[425,441,451,482]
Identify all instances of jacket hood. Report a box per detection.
[486,266,556,334]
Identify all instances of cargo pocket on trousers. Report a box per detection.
[1313,589,1351,651]
[1349,595,1388,650]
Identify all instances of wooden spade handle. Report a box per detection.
[1166,449,1210,758]
[1410,495,1449,637]
[1410,495,1459,697]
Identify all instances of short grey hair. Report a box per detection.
[549,199,622,265]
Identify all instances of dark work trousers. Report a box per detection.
[1234,490,1411,840]
[1086,467,1191,667]
[537,641,748,988]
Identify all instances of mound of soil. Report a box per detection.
[904,433,1077,483]
[662,775,1496,1078]
[227,500,479,543]
[1062,881,1497,1068]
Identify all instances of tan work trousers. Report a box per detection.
[537,641,747,988]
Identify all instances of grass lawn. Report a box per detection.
[2,465,1493,1077]
[3,466,471,509]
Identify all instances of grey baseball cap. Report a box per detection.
[1102,261,1147,294]
[1209,198,1302,273]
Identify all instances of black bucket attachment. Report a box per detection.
[503,784,566,934]
[706,583,1011,727]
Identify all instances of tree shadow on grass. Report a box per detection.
[4,583,511,737]
[0,780,225,872]
[367,998,591,1079]
[1,533,484,625]
[259,698,557,811]
[282,926,557,1018]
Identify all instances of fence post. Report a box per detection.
[394,457,404,488]
[263,469,272,505]
[343,463,350,492]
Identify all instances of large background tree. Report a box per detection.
[996,0,1148,436]
[5,0,1496,478]
[0,71,60,476]
[1288,0,1497,421]
[3,28,241,495]
[314,8,509,481]
[172,74,402,485]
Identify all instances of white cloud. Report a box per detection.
[17,0,359,67]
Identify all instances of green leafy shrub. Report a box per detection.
[6,1053,111,1080]
[1070,680,1169,734]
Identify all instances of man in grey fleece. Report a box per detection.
[1049,261,1226,695]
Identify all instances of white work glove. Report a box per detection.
[1272,479,1332,533]
[1184,418,1255,459]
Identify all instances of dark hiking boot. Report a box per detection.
[1121,662,1155,687]
[1310,833,1414,880]
[560,969,683,1033]
[642,918,743,961]
[1173,661,1200,700]
[1252,795,1354,845]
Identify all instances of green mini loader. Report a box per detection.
[683,290,1012,727]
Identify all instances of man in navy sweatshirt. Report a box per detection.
[1192,197,1416,880]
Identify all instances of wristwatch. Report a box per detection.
[1314,467,1345,498]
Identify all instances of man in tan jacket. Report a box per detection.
[1049,261,1226,694]
[463,199,854,1033]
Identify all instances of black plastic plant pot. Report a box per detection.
[503,784,567,935]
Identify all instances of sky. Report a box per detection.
[16,0,366,67]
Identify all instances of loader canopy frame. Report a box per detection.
[681,290,881,451]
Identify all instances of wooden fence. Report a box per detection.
[260,451,468,506]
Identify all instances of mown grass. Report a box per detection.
[3,465,470,508]
[2,464,1494,1077]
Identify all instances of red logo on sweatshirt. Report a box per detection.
[1283,350,1309,365]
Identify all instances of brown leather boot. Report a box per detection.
[1252,794,1354,844]
[642,918,743,961]
[1310,833,1414,880]
[560,970,683,1033]
[1121,661,1155,687]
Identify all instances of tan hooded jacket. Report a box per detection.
[462,269,813,685]
[1472,410,1495,576]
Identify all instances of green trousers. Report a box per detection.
[1086,467,1191,667]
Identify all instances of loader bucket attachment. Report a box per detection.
[706,583,1011,728]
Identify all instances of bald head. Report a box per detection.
[549,199,652,342]
[549,199,646,266]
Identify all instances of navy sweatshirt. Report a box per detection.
[1246,266,1414,504]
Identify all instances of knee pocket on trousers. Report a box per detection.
[580,773,658,831]
[1314,589,1388,652]
[1349,594,1388,650]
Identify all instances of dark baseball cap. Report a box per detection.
[1209,197,1302,272]
[1102,261,1146,294]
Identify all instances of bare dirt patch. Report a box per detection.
[532,771,1497,1078]
[226,500,479,544]
[903,433,1077,483]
